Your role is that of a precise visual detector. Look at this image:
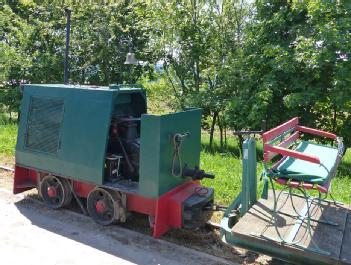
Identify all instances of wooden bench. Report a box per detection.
[260,117,344,255]
[263,117,344,194]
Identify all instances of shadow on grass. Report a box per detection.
[0,113,18,125]
[201,136,264,162]
[336,160,351,179]
[201,141,241,157]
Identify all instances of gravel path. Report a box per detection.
[0,188,237,265]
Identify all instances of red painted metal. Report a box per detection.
[264,144,321,164]
[289,181,300,188]
[153,181,200,238]
[296,125,337,140]
[265,131,300,161]
[13,165,202,238]
[72,180,95,198]
[127,194,156,215]
[13,165,37,194]
[95,200,106,213]
[262,117,299,143]
[302,182,313,190]
[317,184,329,194]
[271,157,287,170]
[276,179,313,190]
[275,178,288,185]
[47,186,57,198]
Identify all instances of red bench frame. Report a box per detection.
[262,117,344,193]
[259,117,343,255]
[263,117,337,165]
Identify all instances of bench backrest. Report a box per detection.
[262,117,300,162]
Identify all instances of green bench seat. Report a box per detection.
[274,141,339,184]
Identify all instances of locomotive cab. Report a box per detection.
[105,89,146,183]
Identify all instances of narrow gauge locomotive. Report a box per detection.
[13,83,214,238]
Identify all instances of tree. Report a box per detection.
[0,1,152,120]
[227,0,351,146]
[0,3,32,121]
[144,0,251,148]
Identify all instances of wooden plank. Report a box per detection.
[262,117,299,143]
[231,190,350,265]
[264,144,321,164]
[294,199,348,260]
[296,125,337,140]
[340,211,351,264]
[233,191,305,243]
[265,131,300,161]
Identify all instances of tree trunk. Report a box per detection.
[238,135,244,151]
[17,110,20,124]
[209,111,218,149]
[224,125,227,148]
[332,105,337,132]
[194,60,200,92]
[218,115,224,150]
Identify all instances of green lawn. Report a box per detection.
[0,123,350,205]
[200,133,351,205]
[0,123,17,156]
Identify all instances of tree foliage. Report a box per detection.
[228,0,351,145]
[1,0,351,147]
[144,0,251,147]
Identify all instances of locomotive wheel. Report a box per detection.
[40,175,72,209]
[87,188,117,226]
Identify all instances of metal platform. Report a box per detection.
[103,180,139,194]
[222,191,351,265]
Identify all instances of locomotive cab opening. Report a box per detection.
[104,91,146,184]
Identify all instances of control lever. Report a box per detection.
[233,130,263,136]
[233,120,265,137]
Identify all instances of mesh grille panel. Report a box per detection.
[25,97,64,154]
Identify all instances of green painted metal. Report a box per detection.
[220,218,332,265]
[220,137,333,265]
[16,84,146,185]
[241,138,257,215]
[267,127,295,145]
[276,141,339,183]
[139,109,202,198]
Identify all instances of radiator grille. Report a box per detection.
[25,97,64,154]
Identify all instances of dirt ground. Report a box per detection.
[1,189,240,265]
[0,156,286,265]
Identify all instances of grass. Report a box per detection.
[0,123,17,156]
[200,133,351,205]
[200,133,265,205]
[0,123,350,205]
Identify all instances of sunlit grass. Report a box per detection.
[0,123,17,156]
[200,132,351,205]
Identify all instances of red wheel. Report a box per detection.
[87,188,117,225]
[39,175,72,209]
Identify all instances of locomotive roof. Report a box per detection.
[25,84,144,92]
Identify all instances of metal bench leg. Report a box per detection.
[256,177,289,243]
[286,189,338,226]
[254,178,331,256]
[310,192,339,226]
[286,187,330,255]
[286,191,344,206]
